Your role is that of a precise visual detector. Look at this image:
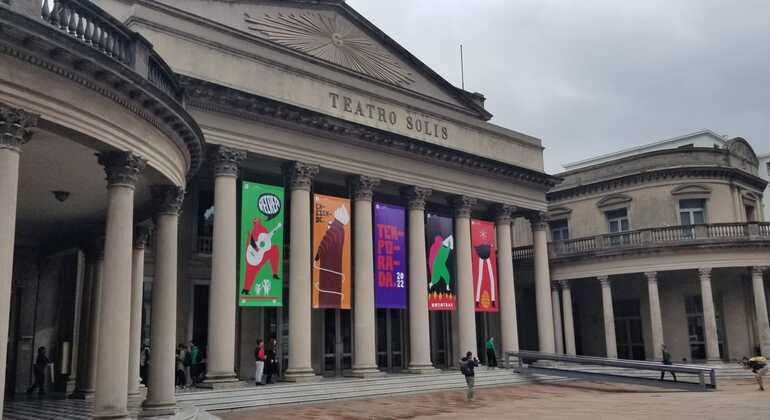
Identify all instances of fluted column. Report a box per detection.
[350,176,382,377]
[204,146,245,386]
[698,268,720,361]
[143,186,184,415]
[751,267,770,356]
[529,212,554,353]
[128,226,152,397]
[94,152,146,419]
[448,195,478,358]
[645,271,664,361]
[284,161,320,382]
[0,104,36,416]
[598,276,617,359]
[403,187,436,373]
[551,282,564,354]
[494,205,519,361]
[559,281,576,356]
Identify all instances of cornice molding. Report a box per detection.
[179,76,558,190]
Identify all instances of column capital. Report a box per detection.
[448,195,477,218]
[349,175,380,202]
[492,204,516,225]
[753,266,768,277]
[698,267,712,280]
[210,145,246,177]
[644,271,658,283]
[284,161,319,191]
[133,225,153,250]
[401,186,432,210]
[551,281,561,291]
[558,280,571,290]
[598,276,611,288]
[526,211,549,231]
[151,185,185,216]
[97,151,147,188]
[0,103,38,151]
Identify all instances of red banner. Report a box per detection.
[471,219,498,312]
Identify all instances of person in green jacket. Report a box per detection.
[189,341,201,385]
[486,337,497,369]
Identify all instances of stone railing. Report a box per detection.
[513,222,770,261]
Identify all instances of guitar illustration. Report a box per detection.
[247,222,282,267]
[242,219,281,295]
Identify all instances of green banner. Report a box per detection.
[239,181,284,307]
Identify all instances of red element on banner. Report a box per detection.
[471,220,498,312]
[428,291,456,311]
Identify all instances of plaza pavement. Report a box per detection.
[217,379,768,420]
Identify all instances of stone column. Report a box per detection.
[350,175,382,377]
[0,104,36,416]
[751,267,770,356]
[529,213,555,353]
[204,146,245,386]
[698,268,721,361]
[645,271,664,361]
[284,161,319,382]
[494,205,519,361]
[551,282,564,354]
[143,186,184,415]
[403,187,436,373]
[94,152,146,419]
[449,195,478,358]
[598,276,617,358]
[559,281,576,356]
[72,240,104,399]
[128,226,152,397]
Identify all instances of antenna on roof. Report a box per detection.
[460,44,465,90]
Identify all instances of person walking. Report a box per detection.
[188,341,201,385]
[264,337,278,384]
[485,337,498,369]
[254,339,266,386]
[660,344,677,381]
[742,355,768,391]
[26,346,50,395]
[175,344,188,389]
[459,351,479,401]
[140,339,151,386]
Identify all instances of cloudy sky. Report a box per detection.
[347,0,770,173]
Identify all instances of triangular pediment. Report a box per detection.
[155,0,490,119]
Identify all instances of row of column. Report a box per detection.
[551,266,770,361]
[202,149,555,383]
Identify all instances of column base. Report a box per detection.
[284,368,320,382]
[128,384,147,399]
[405,364,440,374]
[199,372,241,389]
[69,388,96,400]
[141,400,176,418]
[349,366,385,378]
[93,408,132,420]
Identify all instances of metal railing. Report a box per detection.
[506,350,717,391]
[513,222,770,260]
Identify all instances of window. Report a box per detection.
[766,162,770,175]
[606,208,630,233]
[679,199,705,225]
[198,191,215,237]
[745,205,756,222]
[550,219,569,241]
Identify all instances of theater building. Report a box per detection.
[1,1,558,418]
[513,130,770,363]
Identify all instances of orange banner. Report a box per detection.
[312,194,352,309]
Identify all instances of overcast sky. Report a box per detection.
[347,0,770,173]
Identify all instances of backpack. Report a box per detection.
[460,362,469,376]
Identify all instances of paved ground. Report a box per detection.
[216,379,769,420]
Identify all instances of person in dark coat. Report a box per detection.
[459,351,479,401]
[660,344,677,381]
[264,337,279,384]
[26,346,50,395]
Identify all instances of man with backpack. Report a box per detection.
[742,355,768,391]
[459,351,479,401]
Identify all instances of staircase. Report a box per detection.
[176,369,566,413]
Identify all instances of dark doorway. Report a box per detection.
[376,309,406,371]
[614,299,645,360]
[321,309,352,376]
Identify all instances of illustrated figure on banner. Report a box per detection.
[242,218,281,295]
[428,235,454,291]
[474,233,495,308]
[314,204,350,307]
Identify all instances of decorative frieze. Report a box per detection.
[401,186,432,211]
[349,175,380,201]
[284,161,319,191]
[448,195,476,218]
[151,185,185,216]
[211,145,246,177]
[97,151,146,187]
[0,103,38,151]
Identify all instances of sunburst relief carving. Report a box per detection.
[244,12,415,87]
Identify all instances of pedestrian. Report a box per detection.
[459,351,479,401]
[741,355,768,391]
[265,337,278,384]
[140,339,151,386]
[660,344,677,381]
[189,341,201,385]
[26,346,50,395]
[485,337,497,369]
[175,344,187,389]
[254,338,266,386]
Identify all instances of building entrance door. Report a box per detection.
[429,311,452,368]
[376,309,406,371]
[322,309,352,376]
[614,299,645,360]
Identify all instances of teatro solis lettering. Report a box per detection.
[329,92,449,140]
